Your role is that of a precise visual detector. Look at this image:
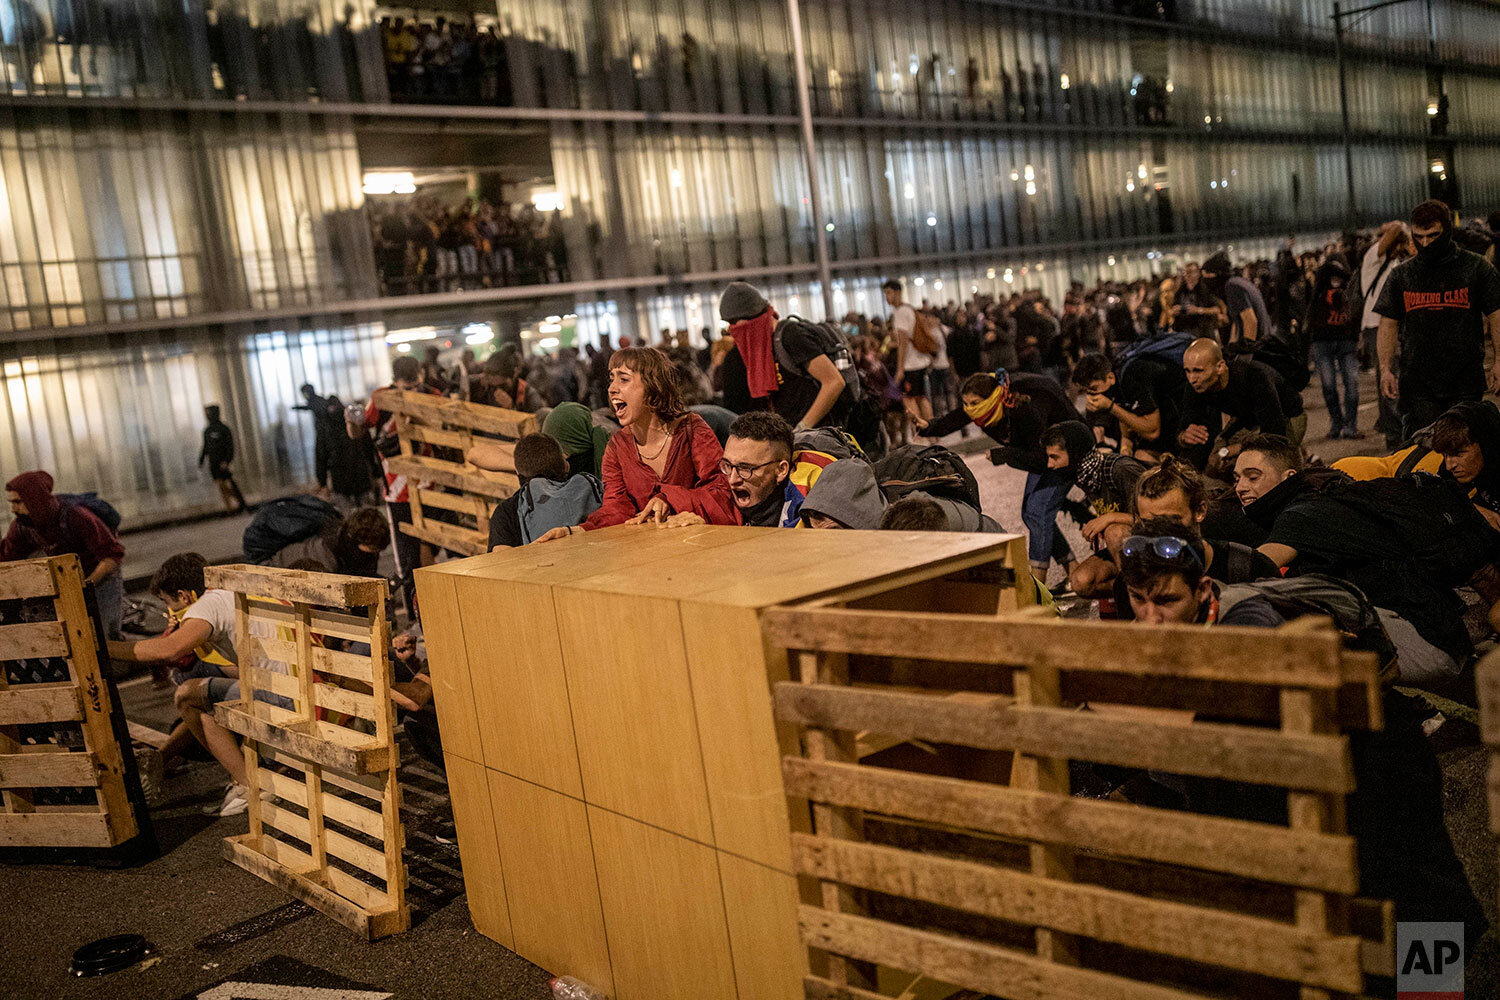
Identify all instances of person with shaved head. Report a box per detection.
[1176,338,1305,469]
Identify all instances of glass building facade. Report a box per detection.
[0,0,1495,518]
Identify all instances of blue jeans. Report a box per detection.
[1312,339,1360,434]
[1022,470,1074,565]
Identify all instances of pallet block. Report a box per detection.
[0,555,148,853]
[415,524,1036,1000]
[765,605,1398,999]
[1479,649,1500,917]
[373,387,538,556]
[209,564,408,940]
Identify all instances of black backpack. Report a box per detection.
[1225,335,1310,392]
[242,495,343,564]
[874,444,982,510]
[59,492,122,534]
[1319,473,1500,588]
[1219,573,1397,674]
[773,316,862,406]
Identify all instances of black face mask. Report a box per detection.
[1416,228,1454,263]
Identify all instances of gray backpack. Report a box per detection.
[518,474,603,544]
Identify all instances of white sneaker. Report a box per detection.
[206,783,250,817]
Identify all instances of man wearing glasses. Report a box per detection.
[1116,519,1283,627]
[720,412,800,527]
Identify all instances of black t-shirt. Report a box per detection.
[1097,358,1183,446]
[1180,356,1302,443]
[773,323,851,428]
[1225,277,1273,342]
[487,492,524,549]
[1176,281,1221,337]
[1375,245,1500,400]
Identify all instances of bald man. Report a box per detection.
[1177,338,1305,469]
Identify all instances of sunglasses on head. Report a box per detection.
[1119,534,1203,571]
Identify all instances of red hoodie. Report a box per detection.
[1,471,124,576]
[581,413,736,529]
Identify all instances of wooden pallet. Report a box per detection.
[1480,649,1500,918]
[374,387,538,556]
[0,555,145,850]
[209,564,409,939]
[765,607,1396,1000]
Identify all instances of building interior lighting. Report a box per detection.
[933,280,943,290]
[538,337,560,350]
[362,171,416,195]
[1431,160,1446,174]
[1023,164,1035,181]
[1107,256,1116,266]
[1428,99,1440,116]
[986,267,996,279]
[385,325,436,344]
[1059,73,1070,90]
[396,343,411,353]
[825,222,836,232]
[1138,163,1148,180]
[926,215,938,227]
[537,321,563,334]
[531,189,564,212]
[463,322,494,345]
[1025,181,1037,196]
[913,277,924,286]
[1126,181,1136,193]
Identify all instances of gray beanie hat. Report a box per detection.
[719,281,771,323]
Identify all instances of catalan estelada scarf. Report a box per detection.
[963,368,1019,428]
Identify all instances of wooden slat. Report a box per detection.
[402,423,474,451]
[215,705,390,774]
[206,564,385,609]
[0,559,57,600]
[260,800,313,844]
[0,809,114,847]
[325,825,389,880]
[0,621,68,660]
[385,453,520,500]
[0,683,82,725]
[793,835,1363,991]
[776,683,1355,793]
[782,758,1359,893]
[265,769,309,807]
[247,666,301,703]
[312,646,375,685]
[320,787,386,840]
[398,518,489,557]
[799,907,1217,1000]
[262,746,384,799]
[223,834,398,940]
[414,487,491,520]
[315,682,378,721]
[372,386,536,437]
[308,609,376,645]
[251,635,297,667]
[803,977,894,1000]
[127,721,169,749]
[1478,653,1500,744]
[763,608,1358,688]
[0,751,98,788]
[326,862,394,912]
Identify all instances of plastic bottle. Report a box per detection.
[548,976,609,1000]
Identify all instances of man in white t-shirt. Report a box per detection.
[108,553,271,817]
[884,278,934,425]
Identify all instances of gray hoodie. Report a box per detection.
[799,459,887,530]
[901,490,1004,533]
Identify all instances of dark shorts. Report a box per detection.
[209,461,234,482]
[203,677,294,711]
[901,368,930,398]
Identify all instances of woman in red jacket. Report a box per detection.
[536,347,735,541]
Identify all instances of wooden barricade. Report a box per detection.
[765,607,1398,1000]
[209,564,409,939]
[0,555,146,851]
[1480,649,1500,916]
[373,387,538,556]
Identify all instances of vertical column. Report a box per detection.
[786,0,835,318]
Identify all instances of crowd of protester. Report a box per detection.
[368,197,569,295]
[7,194,1497,950]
